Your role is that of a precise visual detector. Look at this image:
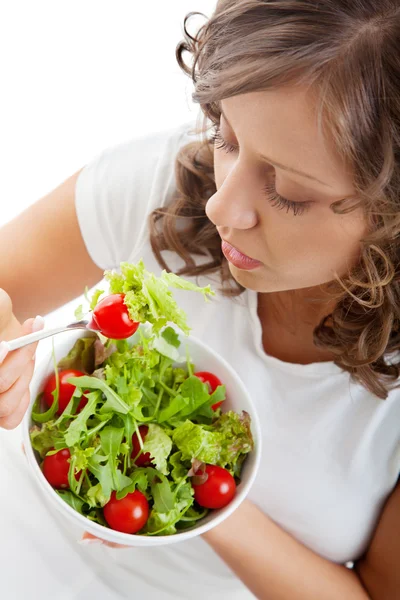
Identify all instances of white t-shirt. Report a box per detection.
[1,121,400,600]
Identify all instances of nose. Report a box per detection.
[205,165,259,230]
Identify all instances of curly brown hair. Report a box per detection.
[149,0,400,399]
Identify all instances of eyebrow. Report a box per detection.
[220,108,333,189]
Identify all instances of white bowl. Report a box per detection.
[23,329,261,547]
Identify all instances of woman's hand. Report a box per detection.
[79,531,129,549]
[0,288,44,430]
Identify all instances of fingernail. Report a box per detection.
[32,315,45,333]
[78,538,103,546]
[0,341,9,365]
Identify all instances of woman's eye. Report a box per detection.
[211,124,311,217]
[263,182,311,217]
[211,126,238,154]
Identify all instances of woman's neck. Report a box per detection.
[257,288,337,365]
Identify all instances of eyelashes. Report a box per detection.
[211,125,311,217]
[210,127,237,153]
[262,182,309,217]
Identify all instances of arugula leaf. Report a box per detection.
[57,490,87,514]
[146,468,175,514]
[151,333,180,361]
[64,392,100,447]
[31,392,59,424]
[161,327,180,348]
[158,377,216,423]
[86,426,132,503]
[116,469,149,500]
[67,376,131,415]
[145,483,194,536]
[209,385,226,407]
[157,395,188,423]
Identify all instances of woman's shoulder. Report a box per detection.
[99,118,200,170]
[75,119,202,271]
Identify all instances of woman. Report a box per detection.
[1,1,399,598]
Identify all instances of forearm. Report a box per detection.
[203,500,370,600]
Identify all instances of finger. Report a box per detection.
[0,316,44,391]
[0,315,44,364]
[0,388,31,430]
[0,362,34,426]
[80,531,129,549]
[0,289,13,330]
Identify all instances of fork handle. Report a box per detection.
[3,320,90,352]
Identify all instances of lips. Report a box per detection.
[221,240,262,271]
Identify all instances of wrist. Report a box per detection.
[202,498,253,544]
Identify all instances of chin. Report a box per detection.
[228,262,280,293]
[228,262,325,294]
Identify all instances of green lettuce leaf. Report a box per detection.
[30,421,65,459]
[172,411,253,474]
[172,420,222,464]
[169,451,188,482]
[102,260,214,334]
[141,423,173,475]
[86,483,109,508]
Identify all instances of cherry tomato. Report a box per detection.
[90,293,139,339]
[103,490,149,534]
[192,464,236,509]
[43,369,87,415]
[194,371,224,410]
[131,425,153,466]
[42,448,81,489]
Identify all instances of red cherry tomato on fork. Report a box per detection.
[103,490,149,534]
[42,448,82,489]
[90,293,139,339]
[131,425,153,466]
[192,464,236,509]
[194,371,224,410]
[43,369,87,415]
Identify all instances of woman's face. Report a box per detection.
[206,87,367,293]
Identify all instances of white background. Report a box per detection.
[0,1,216,227]
[0,0,217,330]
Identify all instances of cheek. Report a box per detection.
[259,208,366,286]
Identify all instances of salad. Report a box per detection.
[30,261,254,536]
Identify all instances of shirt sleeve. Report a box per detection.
[74,122,194,270]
